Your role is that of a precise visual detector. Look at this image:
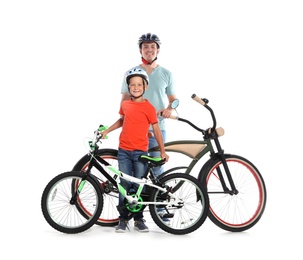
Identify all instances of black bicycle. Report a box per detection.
[41,126,209,235]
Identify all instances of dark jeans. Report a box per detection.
[117,148,147,220]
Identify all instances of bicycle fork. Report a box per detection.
[213,139,238,195]
[70,177,87,204]
[70,163,94,204]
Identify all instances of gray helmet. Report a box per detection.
[125,67,149,85]
[138,33,161,48]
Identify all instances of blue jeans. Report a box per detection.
[148,130,166,177]
[117,148,148,220]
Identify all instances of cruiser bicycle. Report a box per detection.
[73,94,267,232]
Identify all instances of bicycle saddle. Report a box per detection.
[139,155,166,167]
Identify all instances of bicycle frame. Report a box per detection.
[80,145,182,209]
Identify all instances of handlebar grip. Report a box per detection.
[160,112,178,120]
[99,125,108,131]
[168,115,178,120]
[98,125,109,139]
[191,94,206,106]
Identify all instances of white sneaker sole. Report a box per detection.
[134,227,149,232]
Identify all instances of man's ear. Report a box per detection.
[157,48,160,55]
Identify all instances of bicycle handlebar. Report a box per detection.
[191,94,206,106]
[98,125,109,137]
[98,125,108,132]
[89,125,108,150]
[166,94,217,134]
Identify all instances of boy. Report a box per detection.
[100,67,169,232]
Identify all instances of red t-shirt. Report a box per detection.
[119,99,158,151]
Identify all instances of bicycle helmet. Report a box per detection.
[125,67,149,85]
[138,33,161,48]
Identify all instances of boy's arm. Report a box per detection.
[100,116,124,138]
[151,123,169,162]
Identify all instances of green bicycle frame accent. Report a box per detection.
[106,164,148,206]
[107,165,128,197]
[77,180,86,193]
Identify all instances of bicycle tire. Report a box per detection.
[149,173,209,235]
[199,154,266,232]
[73,149,120,226]
[41,171,103,234]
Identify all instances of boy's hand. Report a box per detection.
[100,130,108,139]
[161,152,169,162]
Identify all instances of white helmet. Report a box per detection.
[125,67,149,85]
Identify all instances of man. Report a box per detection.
[121,33,177,177]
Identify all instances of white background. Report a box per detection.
[1,0,302,259]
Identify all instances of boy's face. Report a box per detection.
[140,42,159,63]
[128,76,147,98]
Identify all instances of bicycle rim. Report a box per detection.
[41,172,103,234]
[205,155,266,232]
[149,173,209,235]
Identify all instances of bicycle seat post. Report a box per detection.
[145,162,157,184]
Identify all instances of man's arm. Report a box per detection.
[158,94,177,118]
[166,94,177,109]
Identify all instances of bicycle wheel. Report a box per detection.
[200,154,267,232]
[149,173,209,235]
[41,171,103,234]
[73,149,120,226]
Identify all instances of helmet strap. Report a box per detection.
[142,57,157,65]
[128,90,145,99]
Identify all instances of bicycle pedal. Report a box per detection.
[159,213,174,218]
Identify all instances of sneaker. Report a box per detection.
[134,219,149,232]
[115,219,129,233]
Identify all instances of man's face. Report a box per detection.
[140,42,159,62]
